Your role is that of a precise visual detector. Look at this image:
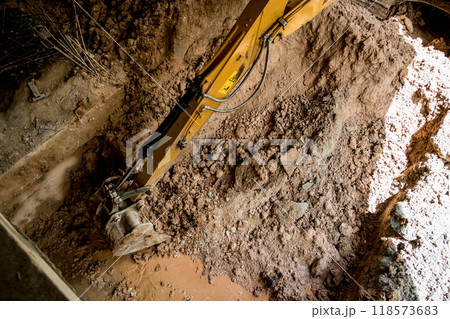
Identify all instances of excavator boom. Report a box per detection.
[102,0,336,256]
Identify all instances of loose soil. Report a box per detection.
[1,0,448,300]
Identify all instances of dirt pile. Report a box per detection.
[135,0,417,300]
[5,0,448,301]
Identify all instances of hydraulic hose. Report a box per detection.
[202,37,272,113]
[201,37,268,103]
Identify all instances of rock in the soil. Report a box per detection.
[237,219,249,232]
[390,202,417,241]
[260,210,269,220]
[302,182,314,191]
[267,159,278,173]
[281,148,299,177]
[404,17,414,33]
[274,123,284,135]
[280,232,292,245]
[235,161,268,191]
[261,272,280,289]
[339,223,353,237]
[348,136,357,150]
[216,169,224,178]
[291,202,309,220]
[276,201,308,223]
[253,287,262,298]
[235,124,246,139]
[310,257,328,278]
[431,112,450,162]
[379,256,394,269]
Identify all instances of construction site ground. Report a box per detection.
[0,0,449,300]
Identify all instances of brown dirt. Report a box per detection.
[1,0,449,301]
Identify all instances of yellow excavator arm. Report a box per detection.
[103,0,336,256]
[135,0,336,187]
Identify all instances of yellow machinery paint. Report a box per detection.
[135,0,336,187]
[102,0,337,255]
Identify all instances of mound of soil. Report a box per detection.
[3,0,448,300]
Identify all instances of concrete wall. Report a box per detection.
[0,214,78,300]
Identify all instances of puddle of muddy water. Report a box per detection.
[76,252,267,301]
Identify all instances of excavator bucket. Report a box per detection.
[104,201,171,256]
[94,177,171,256]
